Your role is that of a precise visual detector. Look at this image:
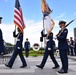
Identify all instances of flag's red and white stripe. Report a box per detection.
[14,0,25,33]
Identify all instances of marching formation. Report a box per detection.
[0,0,76,74]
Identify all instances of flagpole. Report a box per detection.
[43,14,46,48]
[14,25,16,45]
[41,0,52,48]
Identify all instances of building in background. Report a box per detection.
[74,28,76,38]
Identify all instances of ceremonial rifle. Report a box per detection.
[56,19,75,36]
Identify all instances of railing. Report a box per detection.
[0,46,14,64]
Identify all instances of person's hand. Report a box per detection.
[48,48,51,51]
[54,36,57,40]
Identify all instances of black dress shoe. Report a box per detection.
[5,64,12,68]
[20,65,27,68]
[36,65,43,69]
[58,69,68,74]
[52,65,59,69]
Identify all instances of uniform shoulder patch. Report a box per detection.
[64,29,68,33]
[64,30,67,33]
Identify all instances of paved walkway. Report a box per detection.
[0,56,76,75]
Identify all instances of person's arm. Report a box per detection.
[47,33,53,51]
[13,31,18,37]
[57,29,68,40]
[71,40,74,47]
[53,41,55,48]
[16,33,23,49]
[28,42,30,49]
[24,42,26,49]
[0,29,3,41]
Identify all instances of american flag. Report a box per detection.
[14,0,25,33]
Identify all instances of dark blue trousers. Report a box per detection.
[59,49,68,72]
[67,46,70,55]
[25,48,29,57]
[70,47,74,56]
[8,48,27,67]
[40,49,59,67]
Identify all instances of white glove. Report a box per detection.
[54,36,57,40]
[48,48,51,51]
[17,47,20,49]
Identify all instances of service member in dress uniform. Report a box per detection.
[56,20,69,73]
[24,38,30,57]
[5,28,27,68]
[74,38,76,56]
[0,17,5,55]
[36,31,59,69]
[70,37,74,56]
[67,39,70,55]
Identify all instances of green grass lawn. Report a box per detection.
[22,49,57,57]
[22,50,44,57]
